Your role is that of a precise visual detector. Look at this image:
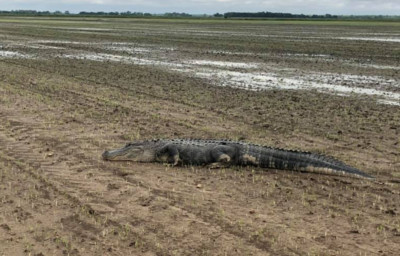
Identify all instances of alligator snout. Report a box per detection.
[102,150,110,160]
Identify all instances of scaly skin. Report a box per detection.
[102,139,373,179]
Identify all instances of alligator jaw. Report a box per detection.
[102,142,157,162]
[102,149,119,161]
[102,146,133,161]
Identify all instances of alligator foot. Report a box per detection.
[217,154,231,163]
[206,162,231,169]
[172,154,180,166]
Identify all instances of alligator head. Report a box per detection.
[102,140,159,162]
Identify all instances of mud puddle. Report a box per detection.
[1,39,399,106]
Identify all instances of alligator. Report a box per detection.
[102,139,373,179]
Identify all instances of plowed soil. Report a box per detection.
[0,17,399,255]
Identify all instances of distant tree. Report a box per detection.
[15,10,37,14]
[164,12,192,17]
[214,13,223,17]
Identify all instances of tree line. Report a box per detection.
[0,10,399,20]
[223,12,338,19]
[0,10,190,17]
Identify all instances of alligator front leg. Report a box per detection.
[155,145,180,166]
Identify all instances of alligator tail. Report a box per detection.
[256,147,373,179]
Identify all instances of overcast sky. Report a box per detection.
[1,0,399,15]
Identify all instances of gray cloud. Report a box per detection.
[0,0,399,15]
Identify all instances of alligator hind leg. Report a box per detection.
[207,146,235,169]
[171,154,180,166]
[217,154,231,163]
[206,154,232,169]
[211,145,235,163]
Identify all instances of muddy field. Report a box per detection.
[0,17,399,255]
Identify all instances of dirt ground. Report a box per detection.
[0,17,399,255]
